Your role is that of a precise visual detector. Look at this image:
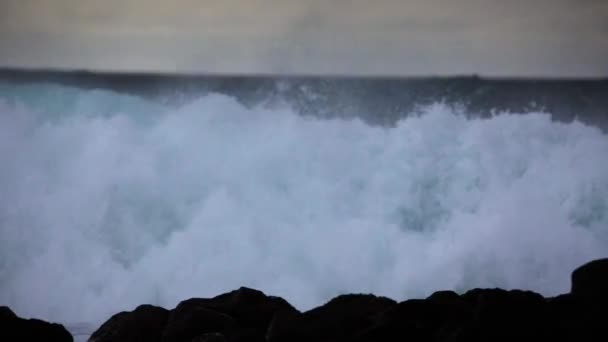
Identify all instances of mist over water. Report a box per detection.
[1,83,607,329]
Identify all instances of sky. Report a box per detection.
[0,0,607,77]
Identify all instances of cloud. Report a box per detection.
[0,0,606,76]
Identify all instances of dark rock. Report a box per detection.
[354,292,472,342]
[87,258,608,342]
[547,292,605,341]
[265,309,302,341]
[455,288,548,340]
[267,293,396,342]
[191,332,228,342]
[541,258,608,341]
[0,306,17,319]
[426,290,462,303]
[163,287,298,342]
[0,306,73,341]
[571,258,608,298]
[89,304,168,342]
[426,291,474,341]
[162,306,234,342]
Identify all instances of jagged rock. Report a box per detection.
[571,258,608,298]
[163,287,298,342]
[88,304,168,342]
[0,306,73,341]
[267,293,396,342]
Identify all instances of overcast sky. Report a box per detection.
[1,0,606,77]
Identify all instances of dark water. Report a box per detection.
[1,68,607,130]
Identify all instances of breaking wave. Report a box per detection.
[0,83,607,329]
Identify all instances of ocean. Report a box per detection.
[1,70,607,340]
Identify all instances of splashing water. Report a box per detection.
[0,84,607,332]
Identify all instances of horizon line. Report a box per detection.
[1,66,607,82]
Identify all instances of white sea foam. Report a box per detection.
[0,84,607,332]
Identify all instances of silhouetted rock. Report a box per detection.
[425,291,474,341]
[0,306,73,341]
[191,332,228,342]
[161,305,234,342]
[548,283,607,341]
[163,287,297,342]
[571,258,608,298]
[89,304,168,342]
[0,306,17,320]
[456,289,548,340]
[354,293,472,342]
[552,258,608,340]
[267,293,396,342]
[87,257,608,342]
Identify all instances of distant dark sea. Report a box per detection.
[1,68,607,129]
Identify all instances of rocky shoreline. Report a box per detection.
[2,258,607,341]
